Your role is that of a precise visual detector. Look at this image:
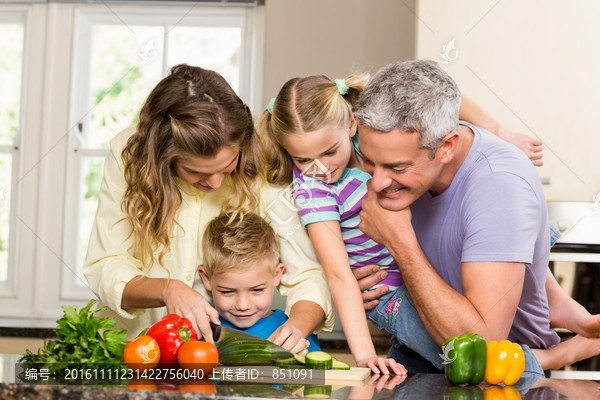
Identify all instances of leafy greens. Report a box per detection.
[19,299,128,384]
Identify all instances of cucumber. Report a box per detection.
[282,384,305,395]
[305,351,333,370]
[293,354,306,364]
[276,352,348,371]
[217,336,294,365]
[273,357,304,369]
[304,385,332,398]
[274,353,308,369]
[331,358,351,370]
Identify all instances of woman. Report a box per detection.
[83,64,333,353]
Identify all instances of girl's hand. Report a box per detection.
[357,355,407,375]
[163,279,221,343]
[497,128,543,166]
[347,374,407,400]
[367,373,408,391]
[267,321,309,355]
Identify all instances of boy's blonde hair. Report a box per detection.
[258,73,370,186]
[202,212,280,278]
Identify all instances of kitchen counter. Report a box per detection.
[1,354,599,399]
[0,325,392,352]
[0,326,56,339]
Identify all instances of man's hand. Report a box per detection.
[359,182,415,252]
[352,265,390,310]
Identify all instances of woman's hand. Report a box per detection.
[356,355,407,375]
[497,128,544,166]
[352,265,390,310]
[163,279,221,343]
[267,320,310,355]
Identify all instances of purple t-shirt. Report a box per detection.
[410,121,559,349]
[293,165,403,289]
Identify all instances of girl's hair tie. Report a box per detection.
[267,98,276,114]
[334,78,349,95]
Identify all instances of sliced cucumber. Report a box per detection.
[304,385,332,398]
[331,358,351,370]
[273,357,304,369]
[275,351,348,371]
[305,351,333,370]
[282,384,305,395]
[293,353,306,364]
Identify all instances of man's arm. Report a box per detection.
[359,191,525,345]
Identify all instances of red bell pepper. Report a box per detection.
[146,314,198,366]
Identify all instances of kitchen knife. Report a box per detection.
[209,321,264,341]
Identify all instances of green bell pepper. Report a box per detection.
[443,333,487,385]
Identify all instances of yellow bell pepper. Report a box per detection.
[483,385,522,400]
[484,340,525,386]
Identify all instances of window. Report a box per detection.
[0,10,25,296]
[0,2,263,320]
[63,6,261,299]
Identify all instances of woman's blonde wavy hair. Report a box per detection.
[258,73,370,186]
[121,64,262,269]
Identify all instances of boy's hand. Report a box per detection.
[356,355,407,376]
[267,321,309,354]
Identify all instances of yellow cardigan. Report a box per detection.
[83,127,333,337]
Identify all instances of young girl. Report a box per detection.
[257,73,600,374]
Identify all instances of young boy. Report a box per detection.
[198,212,320,353]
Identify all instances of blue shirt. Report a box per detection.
[220,309,321,352]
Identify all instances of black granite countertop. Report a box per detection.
[0,326,56,338]
[1,354,599,399]
[2,370,599,399]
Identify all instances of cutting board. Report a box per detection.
[325,367,371,382]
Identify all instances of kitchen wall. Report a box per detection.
[262,0,416,336]
[262,0,417,105]
[415,0,600,202]
[263,0,600,203]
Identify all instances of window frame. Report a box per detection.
[63,4,264,300]
[0,2,264,322]
[0,8,28,301]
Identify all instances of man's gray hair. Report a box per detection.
[354,59,461,155]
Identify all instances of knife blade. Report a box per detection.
[209,321,265,341]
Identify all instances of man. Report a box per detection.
[353,59,558,378]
